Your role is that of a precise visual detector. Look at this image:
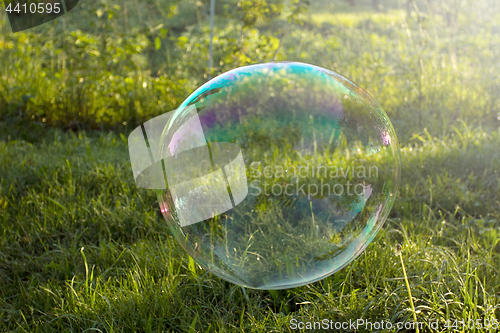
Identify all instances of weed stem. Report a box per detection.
[398,247,419,333]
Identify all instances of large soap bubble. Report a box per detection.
[157,62,400,289]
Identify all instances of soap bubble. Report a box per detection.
[157,62,401,289]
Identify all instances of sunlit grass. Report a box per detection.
[310,10,405,27]
[0,0,499,330]
[0,122,498,331]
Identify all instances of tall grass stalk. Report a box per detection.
[396,243,419,333]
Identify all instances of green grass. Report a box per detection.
[0,0,499,331]
[310,10,403,27]
[0,123,498,332]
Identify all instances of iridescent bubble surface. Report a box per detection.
[157,62,401,289]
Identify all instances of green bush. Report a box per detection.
[0,0,499,139]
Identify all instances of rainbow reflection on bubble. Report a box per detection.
[156,62,401,289]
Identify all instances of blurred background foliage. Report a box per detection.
[0,0,499,141]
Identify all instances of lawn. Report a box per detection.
[1,123,498,332]
[1,0,500,332]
